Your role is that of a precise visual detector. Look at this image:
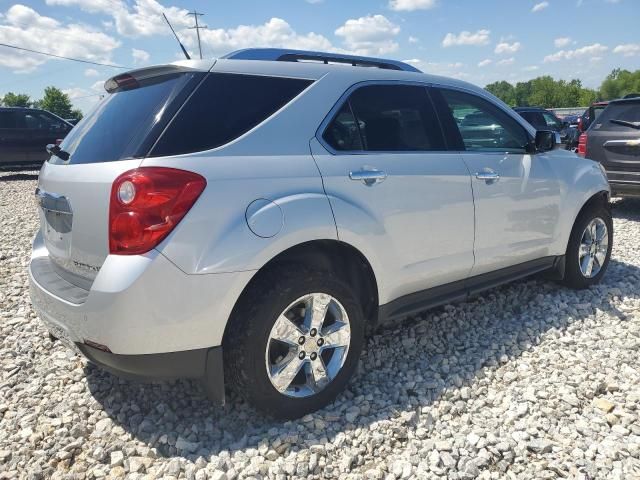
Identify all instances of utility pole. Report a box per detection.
[186,10,207,60]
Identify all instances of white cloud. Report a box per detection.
[389,0,437,11]
[523,65,539,71]
[408,36,419,44]
[531,2,549,12]
[495,41,521,55]
[544,43,608,62]
[45,0,192,37]
[132,48,150,65]
[335,15,400,55]
[554,37,571,48]
[193,18,333,57]
[613,43,640,57]
[0,4,120,73]
[478,59,492,67]
[84,68,99,77]
[306,0,324,3]
[497,57,515,66]
[442,29,490,47]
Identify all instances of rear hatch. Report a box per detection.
[35,65,208,287]
[587,99,640,173]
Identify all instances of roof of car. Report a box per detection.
[609,96,640,105]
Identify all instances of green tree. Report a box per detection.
[600,69,640,100]
[1,92,32,107]
[485,81,516,106]
[36,86,83,120]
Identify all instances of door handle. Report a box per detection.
[349,169,388,186]
[475,170,500,183]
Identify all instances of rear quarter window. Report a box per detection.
[150,73,313,157]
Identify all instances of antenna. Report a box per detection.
[186,10,207,60]
[162,13,191,60]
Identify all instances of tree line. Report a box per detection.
[1,87,83,121]
[485,68,640,108]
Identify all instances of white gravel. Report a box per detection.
[1,169,640,480]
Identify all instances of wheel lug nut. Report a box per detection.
[298,336,305,345]
[298,351,306,359]
[310,352,317,360]
[310,328,317,337]
[317,338,324,347]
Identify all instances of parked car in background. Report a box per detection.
[30,49,613,418]
[578,97,640,197]
[514,107,579,149]
[578,101,609,133]
[0,107,73,166]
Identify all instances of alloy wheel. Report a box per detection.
[578,217,609,278]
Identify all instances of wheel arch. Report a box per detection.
[222,239,380,345]
[564,189,610,252]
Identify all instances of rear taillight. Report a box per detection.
[577,133,588,157]
[577,117,583,132]
[109,167,206,255]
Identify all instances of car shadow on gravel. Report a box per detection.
[611,197,640,221]
[0,173,40,182]
[84,257,640,461]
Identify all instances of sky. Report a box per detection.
[0,0,639,113]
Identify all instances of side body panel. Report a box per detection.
[310,138,475,304]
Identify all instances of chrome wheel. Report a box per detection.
[578,217,609,278]
[265,293,351,398]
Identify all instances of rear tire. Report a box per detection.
[224,265,365,419]
[561,201,613,289]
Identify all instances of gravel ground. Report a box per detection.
[1,169,639,480]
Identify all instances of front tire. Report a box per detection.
[224,265,365,419]
[561,201,613,289]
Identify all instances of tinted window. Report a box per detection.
[56,73,198,164]
[346,85,445,151]
[152,73,313,157]
[24,111,66,130]
[596,102,640,131]
[519,111,546,129]
[0,111,18,129]
[542,112,562,129]
[439,89,529,153]
[323,102,363,151]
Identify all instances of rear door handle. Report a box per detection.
[475,170,500,183]
[349,169,388,186]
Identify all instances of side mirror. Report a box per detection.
[535,130,561,152]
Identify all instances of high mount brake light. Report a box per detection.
[109,167,206,255]
[104,74,139,93]
[577,133,588,158]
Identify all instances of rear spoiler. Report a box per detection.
[104,65,202,93]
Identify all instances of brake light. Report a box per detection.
[577,117,583,132]
[577,133,588,157]
[109,167,206,255]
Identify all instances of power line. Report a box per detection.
[0,43,129,69]
[186,10,207,60]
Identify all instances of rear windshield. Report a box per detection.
[594,102,640,131]
[150,73,313,157]
[53,73,201,165]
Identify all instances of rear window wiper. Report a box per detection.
[610,119,640,130]
[46,143,70,161]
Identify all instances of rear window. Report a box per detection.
[595,102,640,131]
[55,73,201,165]
[150,73,313,157]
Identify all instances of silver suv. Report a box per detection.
[30,48,613,419]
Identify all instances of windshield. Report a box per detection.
[52,72,201,165]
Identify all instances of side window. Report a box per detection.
[152,73,313,156]
[347,84,445,152]
[438,89,530,153]
[0,111,17,129]
[542,112,562,129]
[323,102,363,151]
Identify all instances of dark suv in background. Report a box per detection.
[0,107,73,167]
[514,107,579,149]
[579,97,640,197]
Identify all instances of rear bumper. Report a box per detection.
[77,343,225,404]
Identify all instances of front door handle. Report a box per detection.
[475,170,500,183]
[349,169,388,186]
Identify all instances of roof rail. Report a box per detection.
[221,48,421,73]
